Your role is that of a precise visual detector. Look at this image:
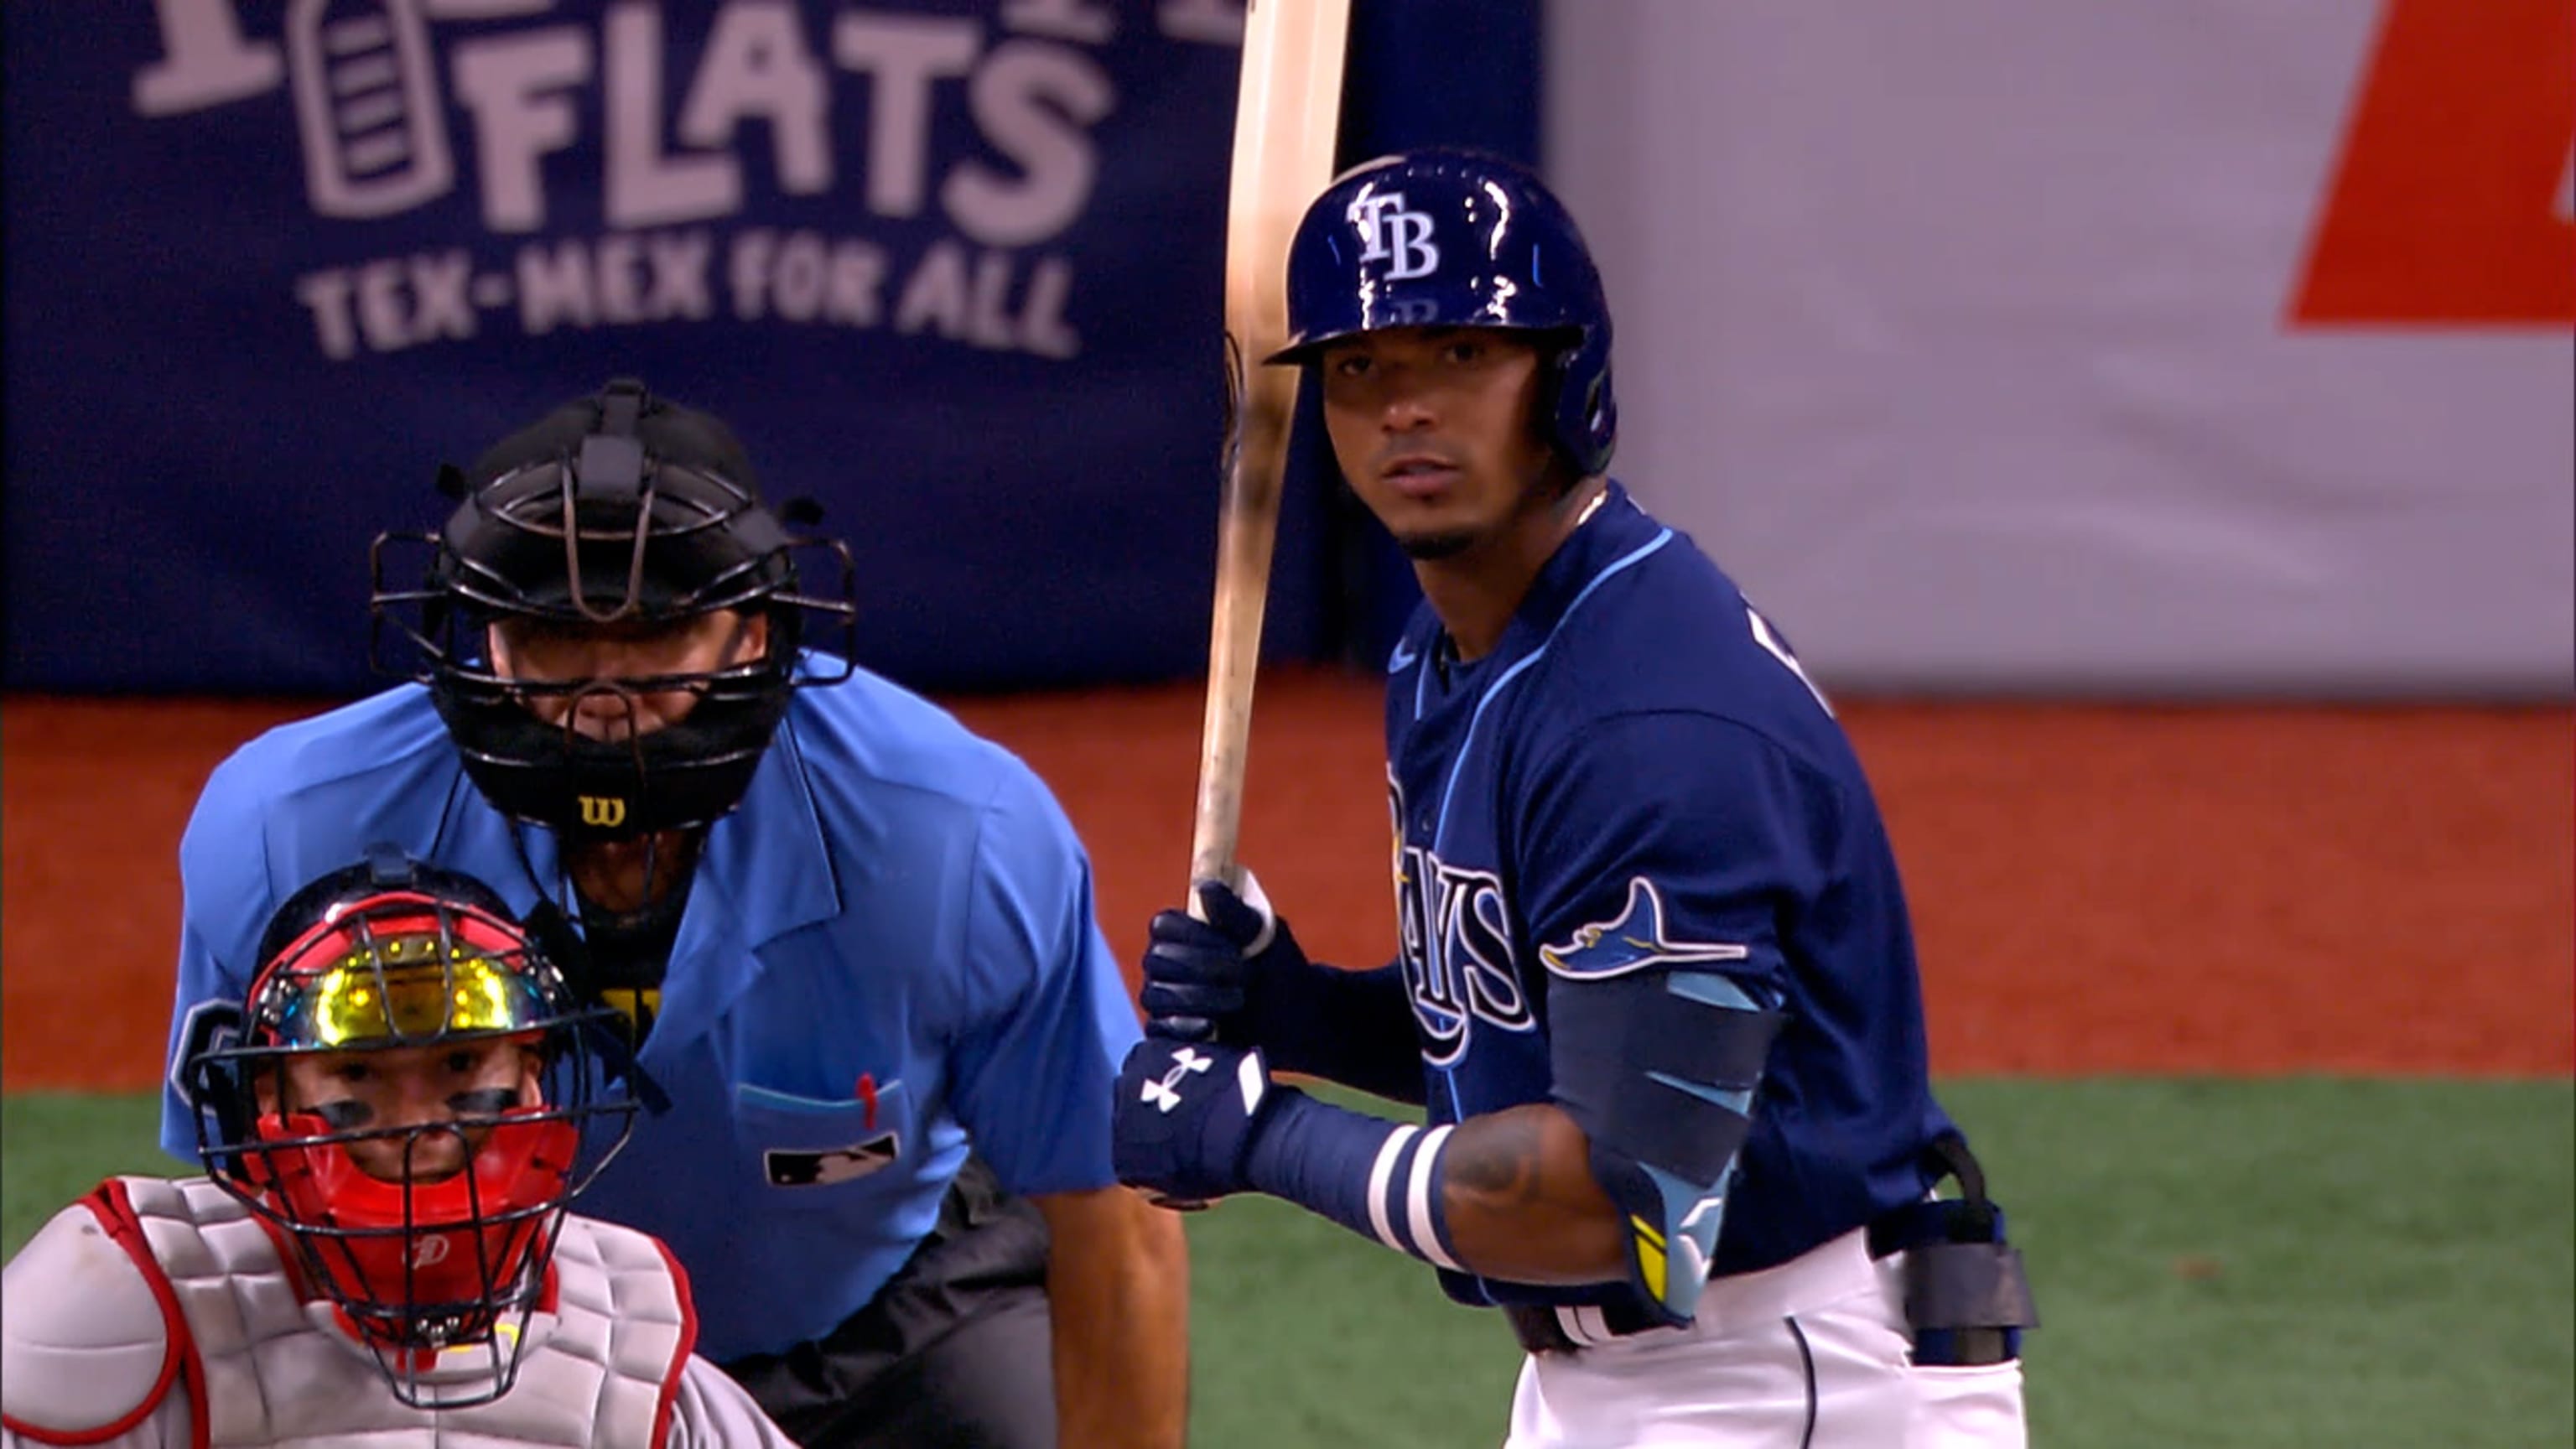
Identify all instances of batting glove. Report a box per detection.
[1138,872,1302,1044]
[1112,1037,1287,1203]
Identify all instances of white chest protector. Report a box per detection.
[2,1176,694,1449]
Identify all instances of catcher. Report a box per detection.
[0,849,796,1446]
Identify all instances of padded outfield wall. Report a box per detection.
[1543,0,2573,698]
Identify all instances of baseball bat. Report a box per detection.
[1188,0,1353,898]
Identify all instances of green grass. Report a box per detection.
[1954,1078,2575,1448]
[1,1092,185,1250]
[8,1079,2569,1448]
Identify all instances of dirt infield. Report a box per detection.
[4,673,2568,1090]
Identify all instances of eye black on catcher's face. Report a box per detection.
[1318,327,1564,562]
[262,1037,543,1185]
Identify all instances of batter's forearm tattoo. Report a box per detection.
[1446,1114,1549,1209]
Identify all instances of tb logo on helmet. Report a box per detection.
[1348,192,1440,280]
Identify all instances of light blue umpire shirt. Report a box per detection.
[158,656,1141,1362]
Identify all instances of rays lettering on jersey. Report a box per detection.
[1389,780,1535,1065]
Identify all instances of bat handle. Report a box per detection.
[1181,866,1242,926]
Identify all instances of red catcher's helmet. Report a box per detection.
[181,848,639,1409]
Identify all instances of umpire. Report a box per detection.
[156,379,1188,1447]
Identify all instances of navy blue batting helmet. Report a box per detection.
[1270,148,1617,476]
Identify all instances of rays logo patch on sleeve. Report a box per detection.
[765,1132,901,1187]
[1540,877,1749,979]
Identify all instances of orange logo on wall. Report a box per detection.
[2289,0,2574,326]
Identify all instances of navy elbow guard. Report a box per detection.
[1549,969,1784,1325]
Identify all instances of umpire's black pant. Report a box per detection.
[718,1156,1057,1448]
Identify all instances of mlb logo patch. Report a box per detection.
[765,1131,901,1187]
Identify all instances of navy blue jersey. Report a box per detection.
[1384,483,1959,1311]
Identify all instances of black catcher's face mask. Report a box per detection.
[369,380,856,841]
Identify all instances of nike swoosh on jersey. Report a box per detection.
[1386,639,1422,673]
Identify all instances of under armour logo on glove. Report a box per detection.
[1114,1040,1279,1203]
[1140,1046,1214,1112]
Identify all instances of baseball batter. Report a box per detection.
[1112,149,2036,1446]
[3,852,796,1447]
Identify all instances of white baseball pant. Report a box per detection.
[1503,1227,2028,1447]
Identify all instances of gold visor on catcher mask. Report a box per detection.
[273,935,546,1048]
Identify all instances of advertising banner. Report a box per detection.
[7,0,1326,693]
